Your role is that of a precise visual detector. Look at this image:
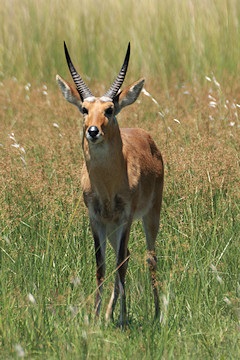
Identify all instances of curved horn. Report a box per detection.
[64,42,94,101]
[103,42,130,100]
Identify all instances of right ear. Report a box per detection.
[56,74,82,111]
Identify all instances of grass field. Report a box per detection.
[1,0,240,85]
[1,0,240,359]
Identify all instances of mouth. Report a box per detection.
[86,134,104,144]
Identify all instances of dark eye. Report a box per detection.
[82,107,88,115]
[105,107,113,116]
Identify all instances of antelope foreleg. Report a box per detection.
[118,231,130,327]
[91,221,106,318]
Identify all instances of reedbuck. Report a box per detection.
[56,42,164,326]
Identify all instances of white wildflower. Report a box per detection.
[151,97,159,105]
[210,264,224,284]
[142,88,160,106]
[9,133,27,168]
[223,296,231,306]
[205,76,212,82]
[173,118,181,124]
[158,111,164,118]
[208,95,216,101]
[9,133,16,141]
[142,88,150,97]
[210,264,217,273]
[212,75,221,88]
[11,143,20,149]
[216,274,224,284]
[209,101,217,108]
[27,293,36,305]
[20,156,27,165]
[14,344,25,358]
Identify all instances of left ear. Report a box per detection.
[114,78,145,115]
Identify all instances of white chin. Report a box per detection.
[87,136,104,145]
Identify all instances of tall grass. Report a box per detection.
[1,0,240,85]
[1,1,240,358]
[0,75,240,358]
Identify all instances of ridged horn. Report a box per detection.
[64,41,94,101]
[103,42,130,100]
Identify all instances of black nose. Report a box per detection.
[88,126,99,138]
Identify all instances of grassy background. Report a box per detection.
[1,0,240,358]
[1,0,240,86]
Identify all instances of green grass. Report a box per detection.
[0,76,240,358]
[1,0,240,358]
[1,181,239,359]
[1,0,240,86]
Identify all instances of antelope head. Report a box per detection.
[56,42,145,147]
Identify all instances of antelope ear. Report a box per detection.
[56,74,82,110]
[114,78,145,115]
